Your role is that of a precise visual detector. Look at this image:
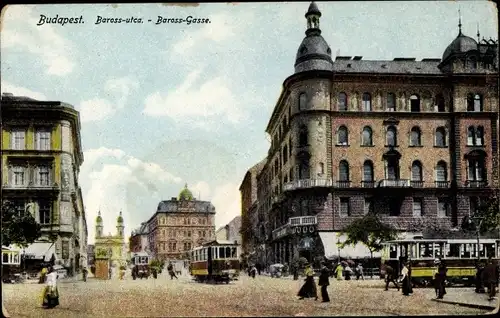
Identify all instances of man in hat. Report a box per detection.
[384,261,399,291]
[318,262,330,302]
[481,257,498,301]
[433,259,447,299]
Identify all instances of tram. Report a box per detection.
[381,237,500,287]
[131,252,151,279]
[189,240,240,284]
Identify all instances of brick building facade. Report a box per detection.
[252,2,499,264]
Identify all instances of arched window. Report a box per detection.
[299,93,307,111]
[299,125,308,146]
[410,94,420,112]
[386,126,397,146]
[410,127,421,146]
[337,126,348,145]
[318,162,324,175]
[476,126,484,146]
[361,126,373,146]
[411,161,423,181]
[436,94,445,112]
[435,127,446,147]
[467,93,474,111]
[474,94,483,111]
[338,92,348,111]
[468,158,485,181]
[363,160,374,182]
[467,126,475,146]
[362,93,372,111]
[435,161,448,182]
[386,93,396,111]
[339,160,350,181]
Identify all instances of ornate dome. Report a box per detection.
[179,184,194,201]
[96,211,102,223]
[117,211,123,223]
[442,33,478,61]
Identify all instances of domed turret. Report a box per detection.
[441,12,478,63]
[96,211,103,238]
[96,211,102,224]
[116,211,124,237]
[179,183,194,201]
[117,211,124,223]
[294,2,333,73]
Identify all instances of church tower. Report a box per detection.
[95,211,103,238]
[116,211,124,238]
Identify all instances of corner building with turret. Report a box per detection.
[256,2,499,264]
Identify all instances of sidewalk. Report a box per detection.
[429,288,499,311]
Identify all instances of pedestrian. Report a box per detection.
[334,263,343,280]
[82,267,88,282]
[481,257,498,301]
[355,263,364,280]
[475,261,486,293]
[433,259,447,299]
[344,264,353,280]
[318,262,330,303]
[39,267,48,284]
[256,263,261,275]
[384,261,399,291]
[41,267,59,309]
[250,265,257,279]
[400,261,411,296]
[297,263,318,301]
[109,266,112,280]
[167,262,178,280]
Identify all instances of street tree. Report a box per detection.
[2,200,42,248]
[461,196,500,234]
[338,213,398,275]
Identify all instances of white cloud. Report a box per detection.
[1,6,76,76]
[78,77,139,122]
[0,80,47,100]
[142,70,246,127]
[210,182,241,229]
[80,147,182,243]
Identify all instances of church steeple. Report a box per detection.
[116,211,124,237]
[95,211,103,238]
[305,2,322,36]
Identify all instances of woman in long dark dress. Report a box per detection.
[41,267,59,309]
[297,264,318,300]
[401,262,411,296]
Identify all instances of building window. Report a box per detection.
[317,162,324,175]
[203,230,206,237]
[362,93,372,111]
[361,126,373,146]
[38,200,51,224]
[13,199,25,216]
[467,93,483,112]
[338,92,348,111]
[364,198,374,215]
[299,93,306,111]
[468,158,486,181]
[435,161,448,182]
[435,94,445,112]
[385,158,400,180]
[437,199,449,218]
[386,93,396,111]
[435,127,447,147]
[411,161,423,181]
[339,198,350,216]
[410,94,420,112]
[35,129,51,151]
[337,126,348,145]
[386,126,397,146]
[299,125,308,146]
[467,126,484,146]
[11,129,26,150]
[410,127,421,146]
[187,231,191,238]
[339,160,350,181]
[363,160,374,182]
[283,146,288,164]
[36,166,51,186]
[413,198,423,217]
[475,126,484,146]
[11,166,26,186]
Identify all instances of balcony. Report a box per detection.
[434,181,450,188]
[283,179,333,191]
[465,180,488,188]
[3,182,59,191]
[378,179,410,188]
[361,181,376,188]
[289,215,317,226]
[333,181,351,188]
[410,180,424,188]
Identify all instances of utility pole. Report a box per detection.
[471,216,484,261]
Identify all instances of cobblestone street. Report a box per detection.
[2,273,491,317]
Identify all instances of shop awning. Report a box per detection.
[21,242,56,262]
[319,232,381,259]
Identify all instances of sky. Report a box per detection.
[1,1,497,244]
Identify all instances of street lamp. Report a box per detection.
[337,239,341,262]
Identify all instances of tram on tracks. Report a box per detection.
[189,240,240,284]
[381,237,500,287]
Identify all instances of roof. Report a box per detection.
[156,200,215,213]
[178,184,194,201]
[442,32,478,62]
[332,59,442,74]
[203,239,239,246]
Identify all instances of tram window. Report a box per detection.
[213,247,217,259]
[447,244,460,257]
[461,244,472,258]
[433,243,444,258]
[419,243,433,258]
[485,244,495,258]
[480,244,487,258]
[409,244,417,258]
[220,247,226,258]
[389,245,397,258]
[226,247,231,258]
[2,253,8,263]
[231,247,237,258]
[204,248,207,260]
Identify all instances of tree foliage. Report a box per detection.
[461,196,500,234]
[339,214,398,255]
[2,200,42,248]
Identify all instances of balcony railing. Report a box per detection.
[361,181,376,188]
[378,179,410,188]
[289,216,317,226]
[3,182,59,190]
[410,180,424,188]
[333,180,351,188]
[283,179,333,191]
[434,181,449,188]
[465,180,488,188]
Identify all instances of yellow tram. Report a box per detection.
[189,240,240,284]
[381,237,500,287]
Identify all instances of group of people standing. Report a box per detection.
[297,262,331,302]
